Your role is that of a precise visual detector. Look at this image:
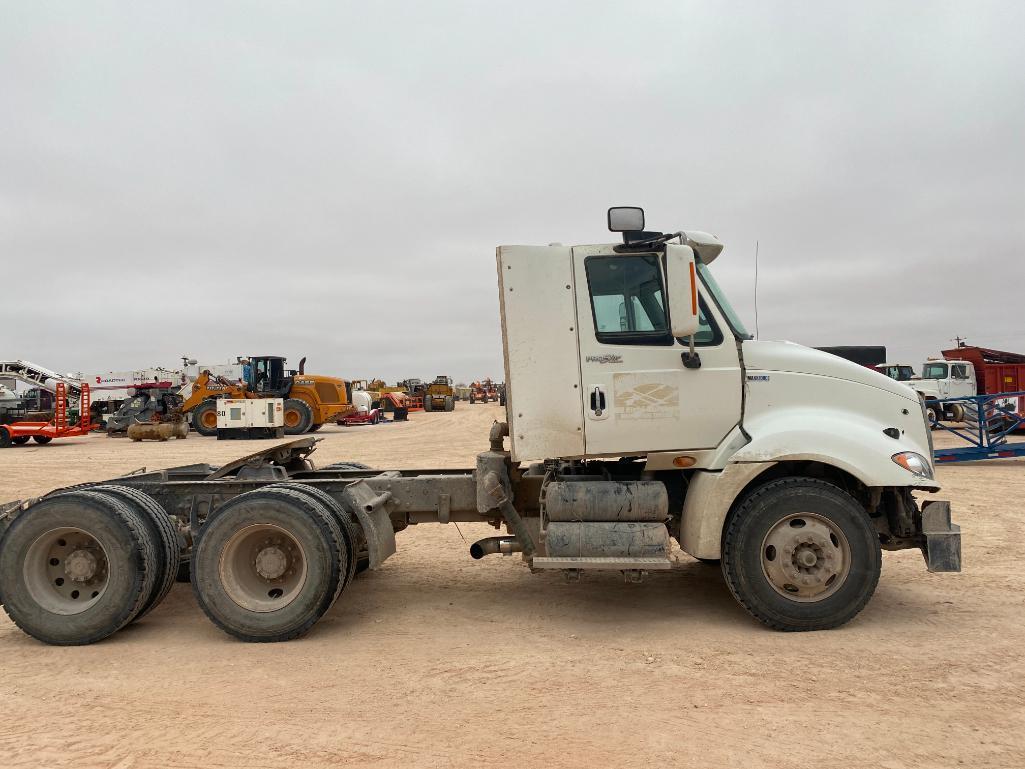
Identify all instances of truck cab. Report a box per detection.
[495,207,958,627]
[912,359,976,422]
[876,363,916,382]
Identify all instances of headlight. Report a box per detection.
[892,451,934,479]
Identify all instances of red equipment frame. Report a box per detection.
[0,383,96,447]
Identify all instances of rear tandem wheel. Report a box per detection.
[0,491,159,645]
[191,487,348,642]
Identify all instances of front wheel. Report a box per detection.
[721,477,881,632]
[192,400,219,436]
[283,399,314,435]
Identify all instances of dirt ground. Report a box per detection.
[1,405,1023,769]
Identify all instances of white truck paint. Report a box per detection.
[498,222,951,574]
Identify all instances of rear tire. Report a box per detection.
[87,486,181,621]
[32,436,52,445]
[0,491,156,645]
[308,423,323,433]
[424,396,433,412]
[192,400,219,436]
[268,483,361,588]
[283,399,314,435]
[12,436,30,445]
[191,488,345,642]
[0,427,11,448]
[444,396,455,412]
[721,477,881,632]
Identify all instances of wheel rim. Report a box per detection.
[201,409,217,429]
[283,409,301,428]
[24,527,110,615]
[760,512,851,602]
[218,524,308,612]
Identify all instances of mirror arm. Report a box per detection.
[681,335,701,369]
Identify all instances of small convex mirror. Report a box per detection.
[607,206,645,232]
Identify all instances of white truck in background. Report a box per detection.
[0,208,961,646]
[876,359,976,422]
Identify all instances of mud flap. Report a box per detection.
[921,500,961,573]
[342,480,396,569]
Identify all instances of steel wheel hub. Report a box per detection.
[760,513,851,602]
[65,549,99,582]
[24,527,110,615]
[219,524,307,612]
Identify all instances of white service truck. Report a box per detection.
[0,208,960,645]
[913,359,976,422]
[877,359,976,422]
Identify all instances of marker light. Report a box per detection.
[891,451,934,479]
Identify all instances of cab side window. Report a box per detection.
[585,254,720,346]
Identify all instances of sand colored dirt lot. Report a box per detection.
[1,405,1023,768]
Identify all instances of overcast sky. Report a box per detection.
[2,2,1023,383]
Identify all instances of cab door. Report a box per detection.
[573,245,742,455]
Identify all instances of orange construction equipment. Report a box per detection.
[0,383,96,447]
[468,379,500,404]
[182,356,354,436]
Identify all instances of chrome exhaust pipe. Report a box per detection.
[470,537,522,559]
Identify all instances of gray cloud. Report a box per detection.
[2,1,1023,381]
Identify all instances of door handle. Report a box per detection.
[590,386,606,415]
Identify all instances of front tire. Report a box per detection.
[283,399,314,435]
[192,400,219,436]
[721,477,881,632]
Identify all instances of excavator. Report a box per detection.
[183,356,353,435]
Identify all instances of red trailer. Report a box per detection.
[0,383,96,447]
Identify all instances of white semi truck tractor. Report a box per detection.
[0,208,960,644]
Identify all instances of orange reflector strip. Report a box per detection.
[673,456,696,468]
[688,262,698,316]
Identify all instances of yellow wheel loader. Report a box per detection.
[183,356,352,436]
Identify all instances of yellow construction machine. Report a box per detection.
[183,356,352,435]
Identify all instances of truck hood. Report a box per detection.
[743,340,920,402]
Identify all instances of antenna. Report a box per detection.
[754,240,760,339]
[952,335,967,348]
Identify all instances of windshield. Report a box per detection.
[922,362,948,380]
[881,365,915,381]
[695,259,751,339]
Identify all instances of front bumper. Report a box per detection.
[920,500,961,572]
